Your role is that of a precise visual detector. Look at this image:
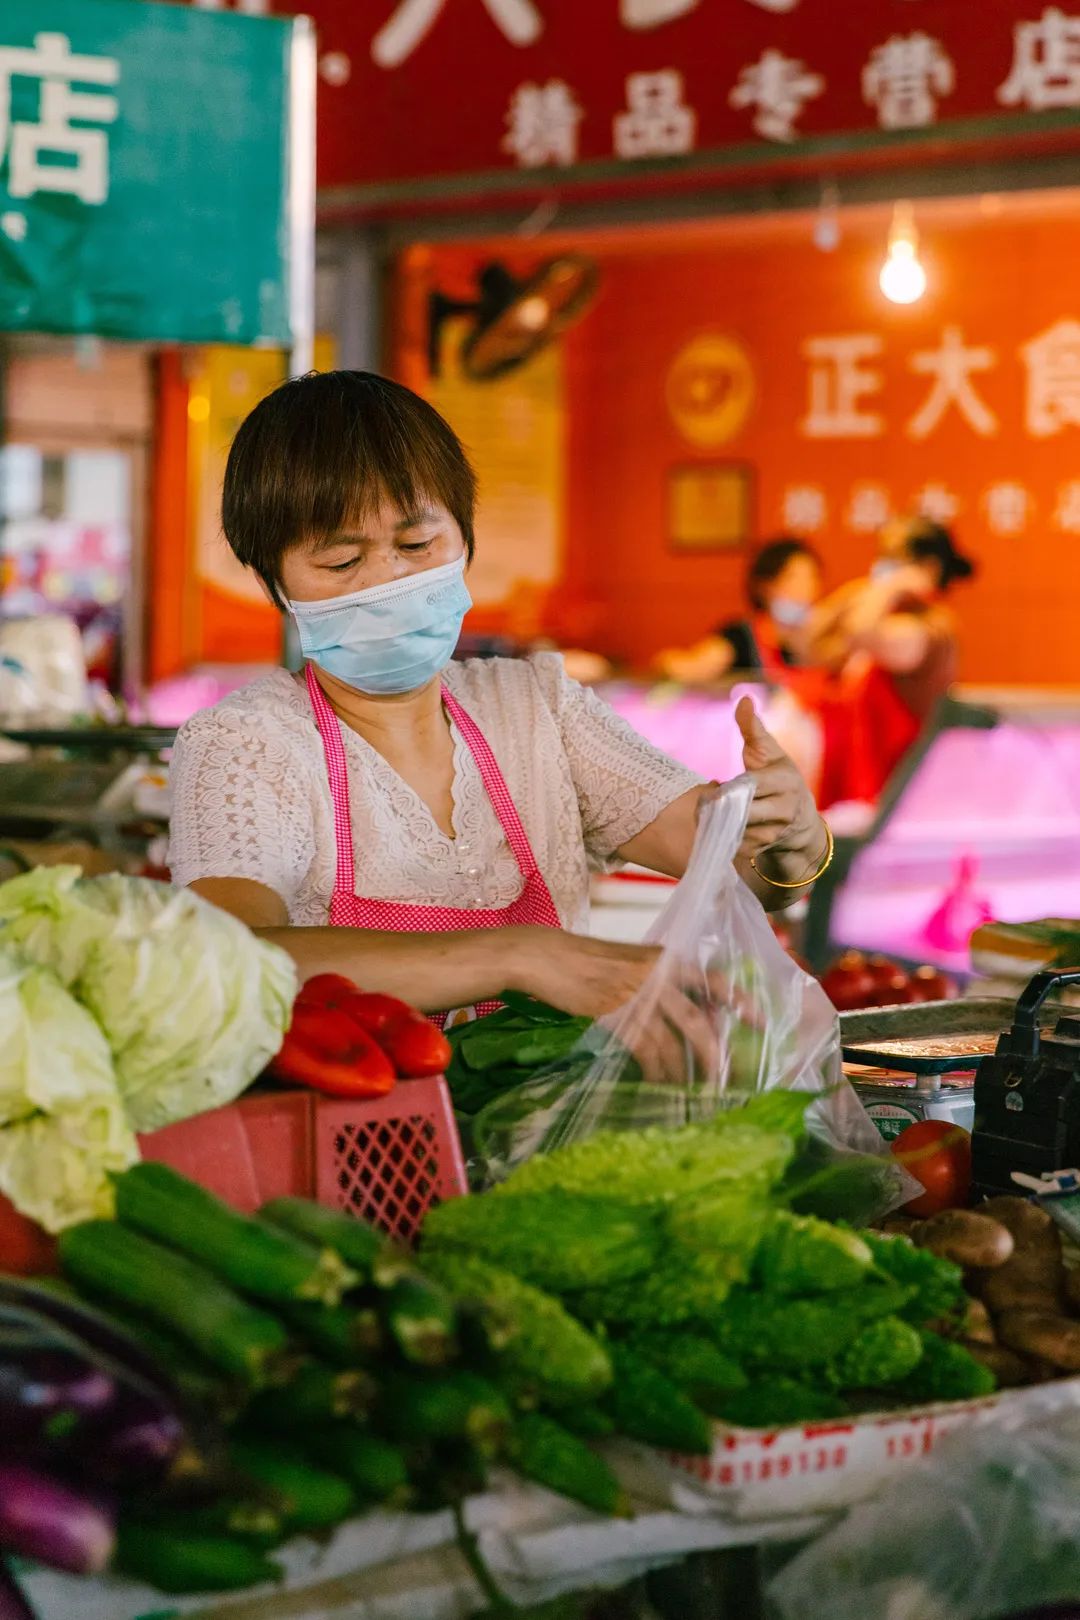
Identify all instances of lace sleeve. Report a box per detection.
[167,710,316,907]
[528,653,703,865]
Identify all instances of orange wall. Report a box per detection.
[407,197,1080,685]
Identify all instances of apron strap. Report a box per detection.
[305,665,357,897]
[305,664,545,896]
[440,686,541,878]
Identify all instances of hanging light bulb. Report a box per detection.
[880,202,927,305]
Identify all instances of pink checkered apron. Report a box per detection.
[306,665,561,1027]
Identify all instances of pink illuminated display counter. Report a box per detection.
[597,683,1080,977]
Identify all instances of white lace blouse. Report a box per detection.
[166,654,703,931]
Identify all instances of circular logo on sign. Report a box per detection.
[865,1102,921,1141]
[666,333,755,447]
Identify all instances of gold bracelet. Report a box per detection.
[750,821,835,891]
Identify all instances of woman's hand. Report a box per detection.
[509,928,663,1019]
[510,928,768,1086]
[696,698,827,908]
[731,696,823,865]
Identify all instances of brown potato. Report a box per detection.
[965,1344,1034,1388]
[959,1297,996,1345]
[1064,1266,1080,1316]
[980,1268,1066,1316]
[996,1309,1080,1371]
[881,1214,919,1236]
[978,1197,1057,1249]
[911,1211,1015,1270]
[975,1237,1067,1316]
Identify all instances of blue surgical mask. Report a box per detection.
[769,598,810,629]
[871,560,901,583]
[288,556,472,695]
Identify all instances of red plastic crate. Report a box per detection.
[143,1079,468,1243]
[312,1082,469,1244]
[0,1078,468,1274]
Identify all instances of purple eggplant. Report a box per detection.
[0,1281,177,1401]
[0,1464,114,1575]
[94,1396,189,1487]
[0,1299,190,1487]
[0,1344,115,1448]
[0,1560,35,1620]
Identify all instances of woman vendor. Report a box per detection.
[168,372,830,1022]
[808,517,976,807]
[655,538,824,687]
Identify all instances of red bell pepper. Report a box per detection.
[346,992,418,1037]
[379,1013,452,1079]
[296,973,361,1009]
[271,1003,395,1098]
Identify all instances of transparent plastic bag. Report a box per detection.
[475,778,904,1204]
[767,1381,1080,1620]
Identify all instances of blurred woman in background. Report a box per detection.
[656,538,824,686]
[810,517,977,807]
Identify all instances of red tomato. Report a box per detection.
[271,1003,396,1098]
[908,966,955,1003]
[890,1119,972,1216]
[380,1013,453,1079]
[866,955,905,989]
[347,993,419,1037]
[870,969,915,1008]
[820,951,878,1011]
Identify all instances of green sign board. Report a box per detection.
[0,0,311,345]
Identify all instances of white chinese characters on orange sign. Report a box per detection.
[1022,319,1080,435]
[984,481,1032,536]
[781,485,828,535]
[800,335,884,439]
[914,483,961,524]
[847,484,892,535]
[908,327,998,439]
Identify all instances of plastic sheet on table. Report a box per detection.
[767,1380,1080,1620]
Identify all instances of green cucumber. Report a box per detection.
[230,1436,357,1532]
[382,1274,458,1366]
[380,1369,511,1454]
[303,1427,411,1505]
[509,1413,628,1517]
[115,1522,281,1593]
[279,1299,384,1364]
[58,1222,292,1389]
[246,1362,376,1430]
[115,1165,357,1306]
[260,1197,408,1284]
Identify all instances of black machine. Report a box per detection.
[972,968,1080,1196]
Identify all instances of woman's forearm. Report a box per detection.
[256,923,536,1012]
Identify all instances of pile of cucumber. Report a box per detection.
[49,1161,648,1599]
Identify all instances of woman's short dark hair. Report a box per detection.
[746,538,821,612]
[901,519,977,590]
[221,371,478,604]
